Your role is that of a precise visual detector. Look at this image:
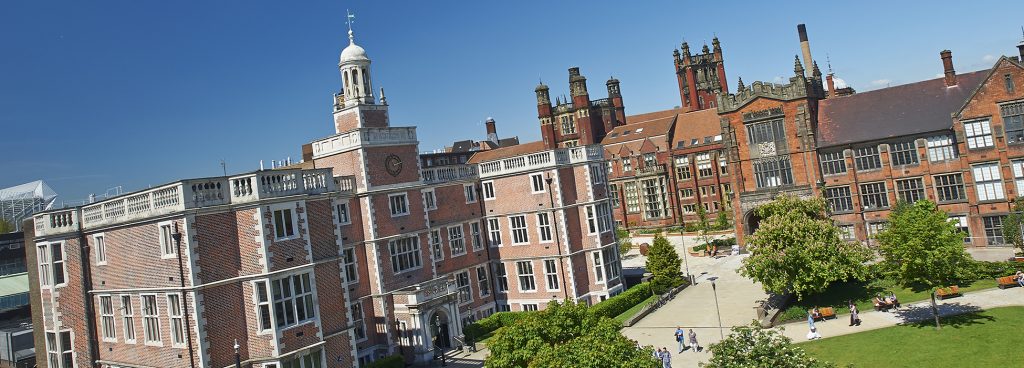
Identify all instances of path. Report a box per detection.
[780,286,1024,342]
[619,235,769,368]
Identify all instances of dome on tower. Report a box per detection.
[339,30,370,64]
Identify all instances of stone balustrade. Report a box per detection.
[310,127,418,159]
[34,168,352,237]
[478,144,605,178]
[421,165,477,184]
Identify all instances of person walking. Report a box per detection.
[688,329,700,352]
[807,310,816,330]
[674,326,685,353]
[654,347,663,363]
[850,303,861,326]
[660,347,672,368]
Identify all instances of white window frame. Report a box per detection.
[341,248,358,284]
[449,225,466,257]
[270,273,317,329]
[522,304,539,312]
[422,188,437,211]
[471,222,483,251]
[516,260,536,292]
[476,265,490,298]
[99,295,116,342]
[1011,159,1024,195]
[121,295,136,343]
[456,271,472,305]
[271,208,299,242]
[530,174,546,193]
[336,202,352,225]
[351,300,366,342]
[927,135,958,162]
[972,162,1005,202]
[46,330,74,368]
[93,233,106,265]
[159,221,177,258]
[592,251,605,284]
[388,193,410,217]
[141,294,162,346]
[482,181,496,200]
[167,293,186,347]
[254,280,274,334]
[389,236,422,274]
[487,218,502,246]
[495,263,508,293]
[586,205,598,234]
[544,259,560,291]
[509,215,529,245]
[429,229,443,261]
[964,119,994,149]
[537,213,553,243]
[464,184,477,204]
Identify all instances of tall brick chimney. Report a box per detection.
[485,117,498,145]
[797,24,814,73]
[941,50,957,87]
[826,73,836,98]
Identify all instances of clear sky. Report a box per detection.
[2,0,1023,203]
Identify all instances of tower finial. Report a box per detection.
[826,53,833,74]
[794,55,805,76]
[346,9,356,44]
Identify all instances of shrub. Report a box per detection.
[973,260,1019,278]
[464,311,535,341]
[619,240,633,255]
[590,282,652,319]
[365,354,404,368]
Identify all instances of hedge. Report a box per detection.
[590,282,652,319]
[365,354,404,368]
[464,311,535,341]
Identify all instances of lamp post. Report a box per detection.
[433,317,446,367]
[233,339,241,368]
[708,276,724,339]
[680,235,693,285]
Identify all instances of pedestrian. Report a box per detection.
[806,326,822,340]
[660,347,672,368]
[654,347,662,363]
[674,326,685,352]
[807,310,816,330]
[1016,270,1024,287]
[688,329,700,352]
[850,303,861,326]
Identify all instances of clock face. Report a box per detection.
[385,154,403,176]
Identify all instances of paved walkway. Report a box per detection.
[779,285,1024,342]
[620,234,768,368]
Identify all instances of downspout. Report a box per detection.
[474,185,499,308]
[80,231,100,367]
[172,223,198,368]
[545,175,571,296]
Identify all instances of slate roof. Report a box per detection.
[817,70,988,148]
[467,140,547,164]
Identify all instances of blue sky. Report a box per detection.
[2,0,1023,202]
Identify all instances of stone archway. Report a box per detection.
[427,309,452,350]
[745,210,763,235]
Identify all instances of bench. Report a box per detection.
[811,307,836,321]
[996,275,1020,289]
[935,285,961,299]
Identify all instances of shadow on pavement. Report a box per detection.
[894,303,991,328]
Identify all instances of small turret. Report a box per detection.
[737,77,745,93]
[794,55,805,76]
[812,61,822,78]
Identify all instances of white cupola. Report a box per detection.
[338,28,374,107]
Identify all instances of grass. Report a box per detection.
[799,306,1024,367]
[777,278,999,323]
[613,294,658,323]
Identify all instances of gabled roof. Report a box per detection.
[817,70,988,148]
[954,56,1024,118]
[670,108,721,150]
[626,107,685,124]
[602,114,676,145]
[467,140,547,164]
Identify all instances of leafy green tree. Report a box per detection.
[1002,197,1024,255]
[646,234,682,292]
[0,218,14,234]
[485,300,658,368]
[739,195,871,299]
[874,200,976,328]
[701,322,834,368]
[696,205,715,255]
[715,209,730,230]
[616,227,633,255]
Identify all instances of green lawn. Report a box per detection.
[777,278,998,323]
[799,306,1024,367]
[614,294,658,323]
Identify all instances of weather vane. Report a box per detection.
[347,9,355,33]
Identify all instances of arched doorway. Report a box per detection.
[428,310,452,350]
[745,210,763,235]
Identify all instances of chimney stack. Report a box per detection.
[485,117,498,145]
[941,50,957,87]
[797,24,814,73]
[826,73,836,98]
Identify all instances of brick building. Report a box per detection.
[28,25,623,368]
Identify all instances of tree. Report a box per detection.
[645,234,682,292]
[715,209,730,230]
[695,205,715,255]
[701,322,834,368]
[739,195,871,299]
[1003,197,1024,256]
[874,200,976,328]
[485,300,658,368]
[616,227,633,255]
[0,218,14,234]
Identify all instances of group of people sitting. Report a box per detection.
[873,292,901,311]
[1016,270,1024,287]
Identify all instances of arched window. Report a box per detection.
[353,68,361,96]
[343,71,350,95]
[362,67,371,93]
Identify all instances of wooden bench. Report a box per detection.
[935,285,961,299]
[996,275,1020,289]
[811,307,836,321]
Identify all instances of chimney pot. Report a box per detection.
[826,74,836,98]
[941,50,957,87]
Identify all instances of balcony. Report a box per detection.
[395,276,456,307]
[421,165,478,184]
[311,127,418,159]
[478,145,604,178]
[34,168,354,237]
[636,164,666,177]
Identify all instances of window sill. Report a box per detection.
[861,207,890,212]
[976,199,1007,205]
[392,266,423,275]
[278,319,316,332]
[936,200,969,205]
[854,168,883,174]
[272,235,300,243]
[830,210,856,215]
[390,213,410,218]
[967,146,996,151]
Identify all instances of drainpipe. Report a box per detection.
[172,223,198,368]
[545,175,571,297]
[474,185,499,308]
[80,232,100,367]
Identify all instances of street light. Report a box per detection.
[680,235,693,285]
[707,276,724,339]
[233,339,241,368]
